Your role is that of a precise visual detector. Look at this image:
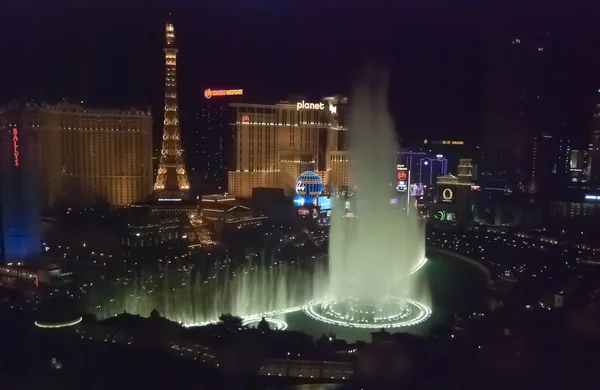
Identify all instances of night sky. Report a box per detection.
[2,0,599,146]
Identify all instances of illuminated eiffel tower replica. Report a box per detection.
[147,22,214,247]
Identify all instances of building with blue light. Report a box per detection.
[0,107,41,263]
[399,150,448,187]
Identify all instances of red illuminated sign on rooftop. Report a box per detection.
[204,89,243,99]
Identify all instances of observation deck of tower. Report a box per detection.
[153,22,190,199]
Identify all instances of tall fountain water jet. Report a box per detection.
[303,68,431,328]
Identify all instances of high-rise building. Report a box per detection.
[228,97,346,198]
[0,103,152,207]
[185,103,229,190]
[590,102,600,184]
[0,109,41,263]
[569,149,590,184]
[481,30,564,195]
[457,158,475,185]
[433,170,474,227]
[328,151,350,190]
[528,133,570,196]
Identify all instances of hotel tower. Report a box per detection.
[228,96,349,198]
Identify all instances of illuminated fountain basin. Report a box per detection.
[281,251,488,341]
[226,256,430,331]
[242,317,289,331]
[302,257,430,329]
[302,297,431,329]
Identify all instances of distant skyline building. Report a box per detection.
[0,108,41,263]
[185,102,230,191]
[328,151,350,190]
[481,30,565,196]
[0,103,153,207]
[528,133,570,196]
[228,96,347,198]
[569,149,590,184]
[399,150,448,187]
[433,170,474,227]
[457,158,475,185]
[590,102,600,185]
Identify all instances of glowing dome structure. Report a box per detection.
[295,171,323,203]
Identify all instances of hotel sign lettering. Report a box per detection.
[297,101,325,111]
[12,128,19,166]
[442,188,453,201]
[204,89,243,99]
[297,101,338,114]
[440,186,456,204]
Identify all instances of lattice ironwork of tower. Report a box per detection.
[147,22,215,248]
[154,22,190,197]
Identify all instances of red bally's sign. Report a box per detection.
[241,115,250,122]
[12,128,19,166]
[397,171,407,181]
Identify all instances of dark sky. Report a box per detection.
[2,0,599,145]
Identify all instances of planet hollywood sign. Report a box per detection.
[297,101,325,111]
[297,101,338,114]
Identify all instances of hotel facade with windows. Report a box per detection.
[228,97,349,198]
[0,103,153,207]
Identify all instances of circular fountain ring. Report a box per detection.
[242,317,288,331]
[302,297,431,329]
